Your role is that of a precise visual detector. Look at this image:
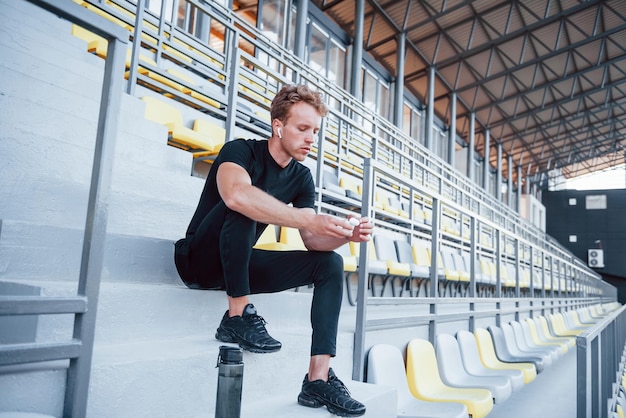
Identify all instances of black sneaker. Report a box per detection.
[297,368,366,417]
[215,303,282,353]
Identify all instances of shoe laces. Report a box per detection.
[245,313,269,333]
[328,373,351,397]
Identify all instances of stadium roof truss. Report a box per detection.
[311,0,626,187]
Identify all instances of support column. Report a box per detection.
[483,128,490,191]
[517,164,522,212]
[448,92,457,167]
[394,32,406,128]
[350,0,365,100]
[293,0,308,61]
[507,155,513,207]
[496,143,503,201]
[424,66,435,151]
[467,113,475,181]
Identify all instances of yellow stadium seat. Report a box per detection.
[367,344,469,418]
[339,177,362,201]
[253,225,288,251]
[474,328,537,384]
[278,227,307,251]
[164,68,222,109]
[141,96,224,155]
[406,339,494,418]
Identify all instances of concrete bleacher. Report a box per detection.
[0,1,395,416]
[2,1,623,417]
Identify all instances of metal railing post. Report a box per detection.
[352,158,374,382]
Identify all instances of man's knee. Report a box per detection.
[312,250,343,275]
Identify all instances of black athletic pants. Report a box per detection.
[174,201,344,357]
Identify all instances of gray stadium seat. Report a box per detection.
[487,325,547,373]
[436,333,512,404]
[366,344,469,418]
[456,330,525,391]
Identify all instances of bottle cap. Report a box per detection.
[218,345,243,364]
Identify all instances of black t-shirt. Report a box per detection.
[185,139,315,238]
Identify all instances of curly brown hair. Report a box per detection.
[270,84,328,124]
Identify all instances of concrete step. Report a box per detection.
[0,36,104,98]
[0,364,66,417]
[87,334,394,418]
[0,220,176,283]
[0,279,393,417]
[3,278,348,345]
[0,0,100,66]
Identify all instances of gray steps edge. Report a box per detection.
[0,279,357,344]
[0,0,103,70]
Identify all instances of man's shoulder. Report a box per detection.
[227,138,268,147]
[219,138,266,157]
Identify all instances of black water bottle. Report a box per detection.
[215,345,244,418]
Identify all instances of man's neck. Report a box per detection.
[267,136,292,168]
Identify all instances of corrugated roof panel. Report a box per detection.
[479,2,514,38]
[605,32,626,59]
[443,19,475,51]
[366,17,397,49]
[433,35,462,64]
[309,0,626,180]
[517,1,547,26]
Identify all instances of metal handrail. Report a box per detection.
[0,0,127,416]
[576,304,626,418]
[351,157,613,380]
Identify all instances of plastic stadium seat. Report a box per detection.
[476,258,496,294]
[473,328,537,384]
[508,321,549,359]
[162,68,223,110]
[487,325,547,373]
[571,308,596,326]
[321,172,351,206]
[406,339,494,418]
[336,243,357,273]
[366,344,468,418]
[456,330,525,391]
[341,241,389,303]
[530,317,575,349]
[278,227,307,251]
[349,240,391,297]
[137,67,188,94]
[339,177,362,201]
[253,225,307,251]
[435,333,512,404]
[502,322,557,363]
[141,96,224,155]
[387,196,409,218]
[336,243,359,306]
[71,24,108,58]
[520,319,569,355]
[451,252,471,296]
[253,225,289,251]
[549,312,587,336]
[412,240,443,296]
[373,235,411,297]
[438,249,461,296]
[394,239,429,296]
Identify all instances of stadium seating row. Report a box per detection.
[248,223,575,304]
[366,304,615,418]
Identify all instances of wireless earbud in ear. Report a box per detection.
[277,128,282,138]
